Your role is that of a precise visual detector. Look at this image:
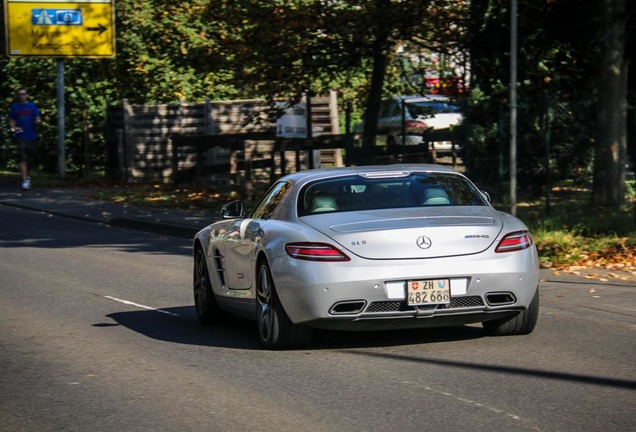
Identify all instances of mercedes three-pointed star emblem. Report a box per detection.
[416,235,432,249]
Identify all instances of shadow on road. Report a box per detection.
[0,204,192,256]
[347,350,636,391]
[102,306,486,351]
[102,306,636,391]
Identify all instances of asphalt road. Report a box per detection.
[1,205,635,432]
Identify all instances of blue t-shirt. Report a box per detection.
[9,101,41,141]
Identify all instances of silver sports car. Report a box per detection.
[193,164,540,348]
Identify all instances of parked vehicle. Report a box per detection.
[192,165,540,349]
[354,95,463,158]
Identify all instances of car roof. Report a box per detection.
[395,95,452,103]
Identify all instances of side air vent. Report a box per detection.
[212,248,226,286]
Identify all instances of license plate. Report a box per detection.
[407,279,450,305]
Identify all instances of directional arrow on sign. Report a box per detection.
[86,23,107,35]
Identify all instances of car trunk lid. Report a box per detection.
[301,207,502,259]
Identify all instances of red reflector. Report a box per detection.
[495,231,533,253]
[285,243,350,261]
[405,120,427,128]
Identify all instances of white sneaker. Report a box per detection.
[21,177,31,190]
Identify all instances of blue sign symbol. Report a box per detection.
[437,280,445,289]
[57,10,83,25]
[32,9,55,25]
[32,9,83,26]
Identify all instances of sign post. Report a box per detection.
[56,59,65,177]
[4,0,116,177]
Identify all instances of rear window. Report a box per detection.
[298,172,487,216]
[408,101,460,116]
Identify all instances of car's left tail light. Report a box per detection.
[285,243,351,261]
[405,120,428,129]
[495,231,533,253]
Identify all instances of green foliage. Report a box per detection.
[464,0,607,193]
[496,179,636,267]
[533,227,635,268]
[114,0,239,103]
[513,179,635,237]
[0,0,630,201]
[2,0,466,173]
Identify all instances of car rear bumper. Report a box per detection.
[270,248,540,328]
[300,309,524,331]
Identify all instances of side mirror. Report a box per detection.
[220,200,245,219]
[480,191,491,204]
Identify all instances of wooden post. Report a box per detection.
[295,147,302,172]
[230,147,238,183]
[280,145,286,176]
[170,135,179,187]
[204,97,214,135]
[122,98,133,183]
[328,90,339,134]
[244,140,253,198]
[270,141,277,183]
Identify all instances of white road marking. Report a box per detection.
[400,382,542,431]
[102,295,181,317]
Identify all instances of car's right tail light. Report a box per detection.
[285,242,351,262]
[495,230,533,253]
[405,120,428,129]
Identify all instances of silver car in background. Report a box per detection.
[193,165,539,349]
[355,95,463,157]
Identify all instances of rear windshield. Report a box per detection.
[408,101,460,116]
[298,172,488,216]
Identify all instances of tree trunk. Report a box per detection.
[361,0,394,151]
[362,50,390,150]
[593,0,628,206]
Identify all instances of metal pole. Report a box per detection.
[305,92,314,169]
[345,102,352,166]
[498,104,505,200]
[544,93,551,217]
[401,98,406,160]
[509,0,518,215]
[56,58,66,178]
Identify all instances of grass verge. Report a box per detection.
[512,184,635,272]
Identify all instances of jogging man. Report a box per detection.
[9,88,42,190]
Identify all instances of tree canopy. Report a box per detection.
[1,0,633,206]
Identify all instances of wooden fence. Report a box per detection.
[167,131,455,191]
[105,93,342,183]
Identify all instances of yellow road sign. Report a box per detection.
[5,0,116,58]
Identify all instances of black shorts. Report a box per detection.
[17,139,37,164]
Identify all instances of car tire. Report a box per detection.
[193,247,232,325]
[482,287,539,336]
[256,261,313,349]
